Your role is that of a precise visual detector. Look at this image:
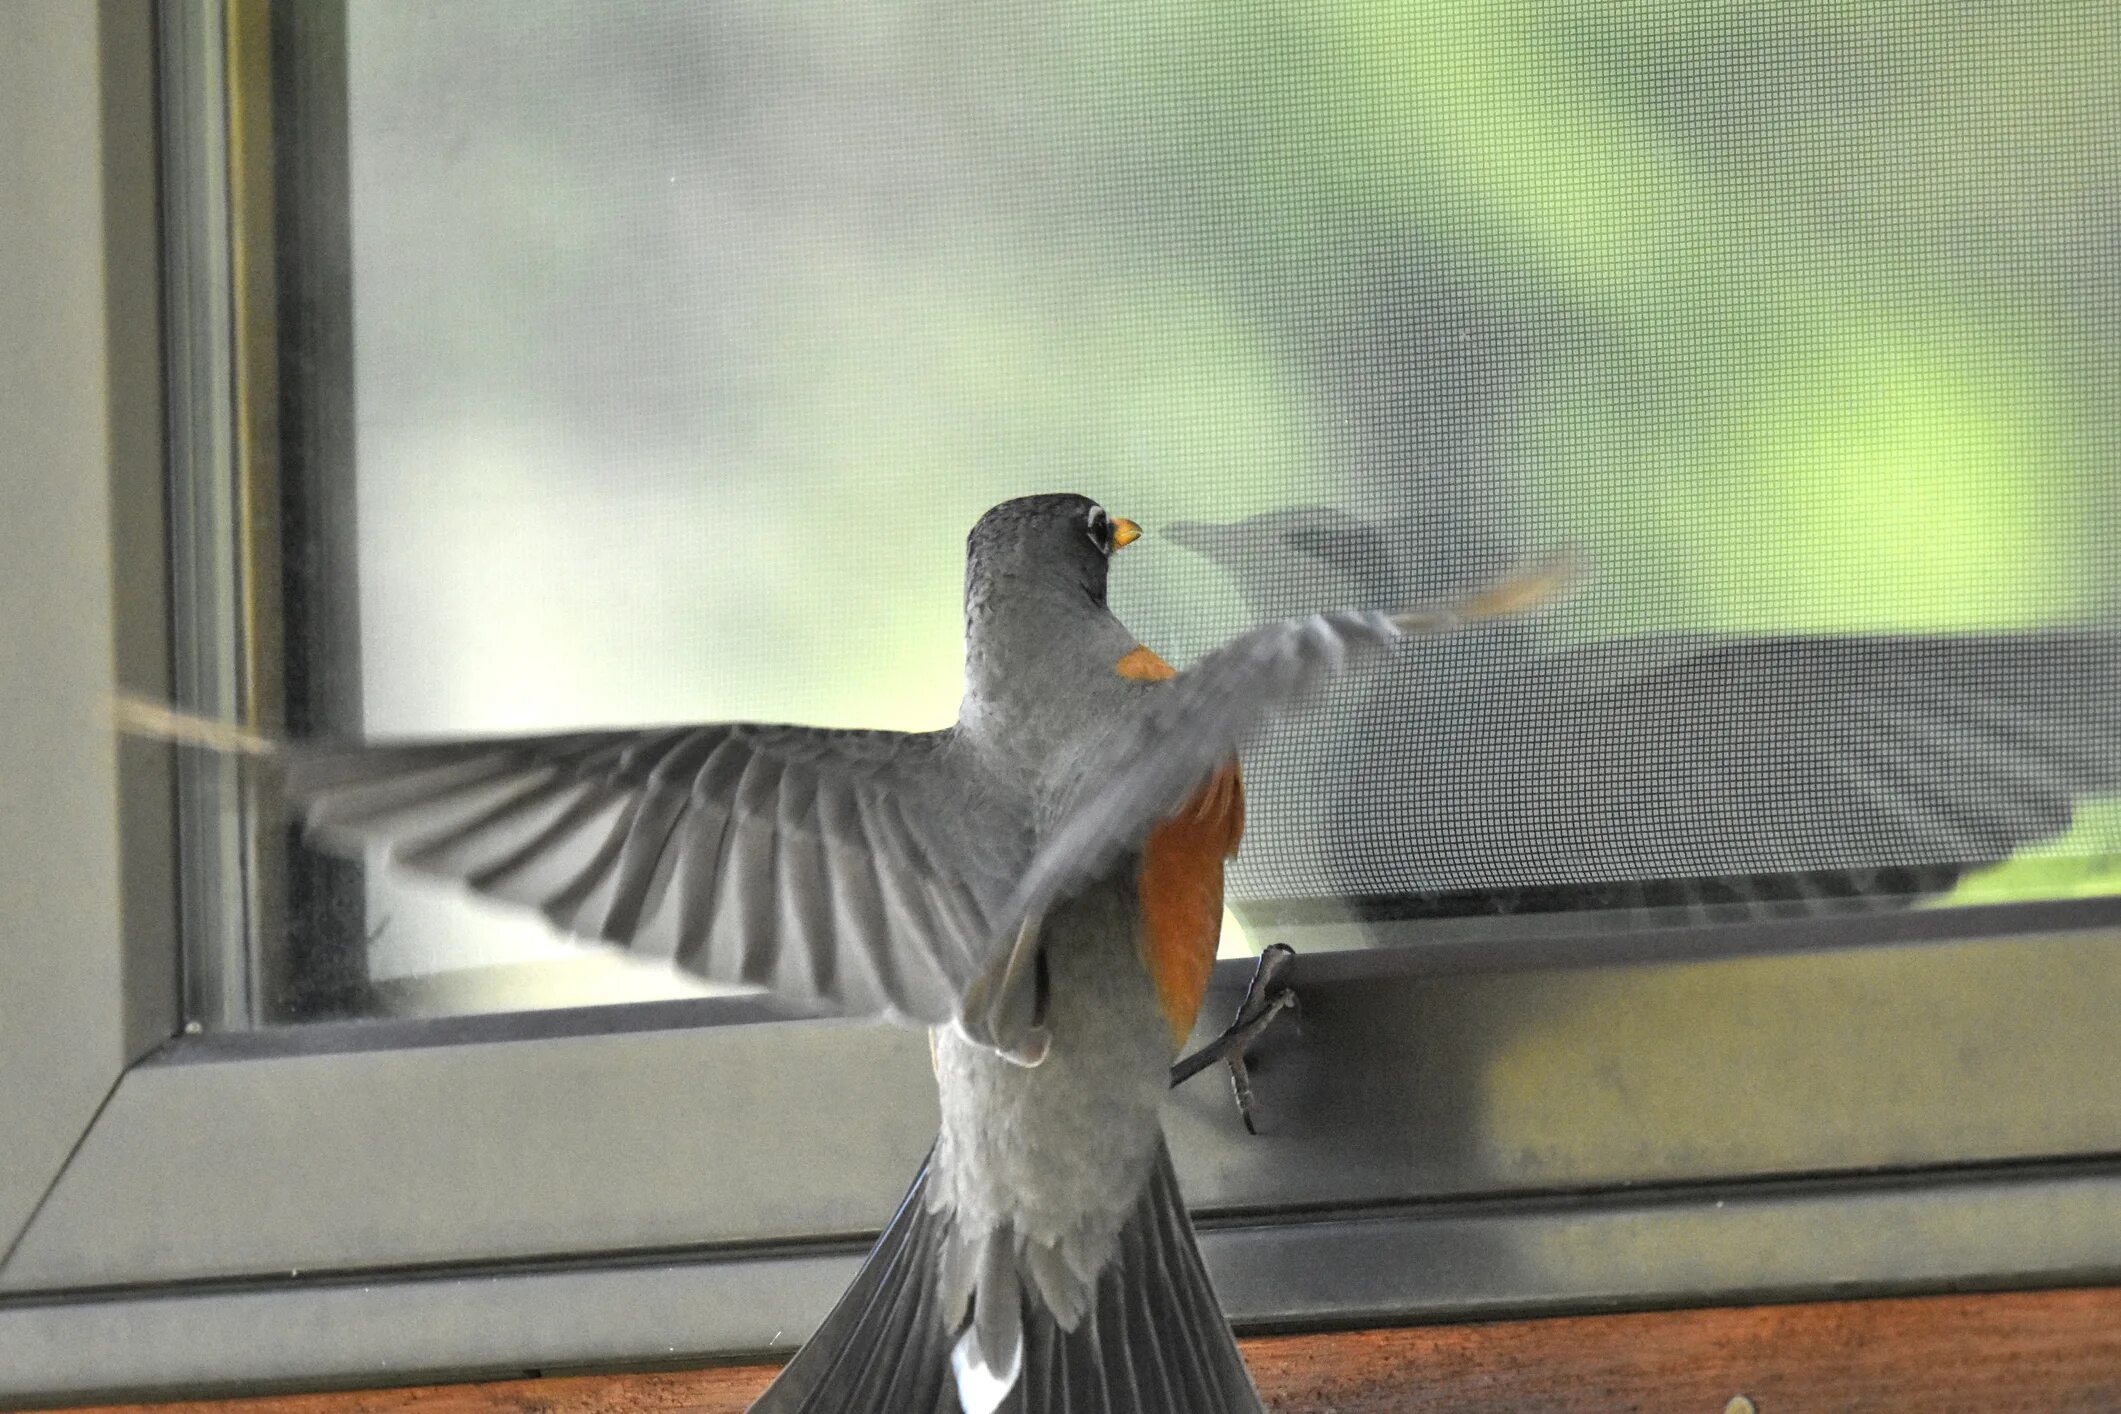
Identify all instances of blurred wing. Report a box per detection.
[284,723,1027,1024]
[1392,629,2121,894]
[1008,560,1574,924]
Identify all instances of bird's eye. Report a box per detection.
[1086,506,1112,553]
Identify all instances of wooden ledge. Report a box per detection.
[48,1286,2121,1413]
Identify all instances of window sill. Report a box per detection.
[33,1286,2121,1413]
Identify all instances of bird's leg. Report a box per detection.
[1170,943,1299,1134]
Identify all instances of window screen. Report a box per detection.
[242,1,2119,1022]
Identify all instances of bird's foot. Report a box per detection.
[1170,943,1299,1134]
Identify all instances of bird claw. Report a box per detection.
[1170,943,1299,1134]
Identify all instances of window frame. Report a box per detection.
[2,3,2119,1403]
[0,0,179,1301]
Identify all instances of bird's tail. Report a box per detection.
[752,1139,1261,1414]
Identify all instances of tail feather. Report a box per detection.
[755,1151,956,1413]
[752,1140,1262,1414]
[1012,1146,1259,1413]
[1111,1214,1178,1408]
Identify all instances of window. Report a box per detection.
[197,0,2121,1027]
[3,1,2118,1401]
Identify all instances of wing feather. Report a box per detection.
[1343,628,2121,902]
[586,780,689,943]
[776,770,838,998]
[304,752,541,840]
[279,723,1026,1024]
[672,798,736,974]
[715,750,785,986]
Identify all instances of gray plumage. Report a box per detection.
[286,723,1027,1025]
[1007,590,1557,931]
[1171,505,2121,916]
[758,1141,1254,1414]
[274,493,1548,1413]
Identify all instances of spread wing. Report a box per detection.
[1389,628,2121,891]
[1005,561,1573,926]
[282,723,1028,1024]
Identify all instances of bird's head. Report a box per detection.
[965,493,1141,612]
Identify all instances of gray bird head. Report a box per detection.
[965,493,1141,616]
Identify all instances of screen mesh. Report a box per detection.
[333,2,2120,1000]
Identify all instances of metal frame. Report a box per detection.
[1,3,2118,1406]
[163,0,370,1029]
[6,1158,2118,1403]
[0,0,178,1287]
[162,0,260,1031]
[4,907,2119,1401]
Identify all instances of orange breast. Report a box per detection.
[1117,645,1247,1044]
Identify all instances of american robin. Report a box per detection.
[262,493,1568,1413]
[1172,505,2121,920]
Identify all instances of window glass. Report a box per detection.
[242,1,2121,1022]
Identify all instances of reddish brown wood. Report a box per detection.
[47,1286,2121,1414]
[1242,1287,2121,1413]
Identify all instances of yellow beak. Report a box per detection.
[1111,517,1142,549]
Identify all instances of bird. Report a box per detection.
[201,493,1570,1414]
[1168,506,2121,924]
